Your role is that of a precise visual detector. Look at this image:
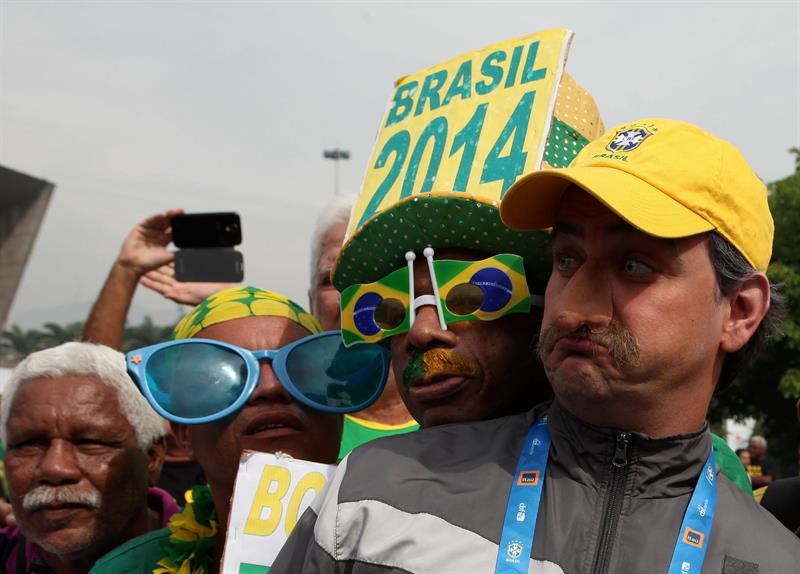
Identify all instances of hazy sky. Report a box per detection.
[2,1,798,328]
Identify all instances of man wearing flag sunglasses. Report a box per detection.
[271,191,561,574]
[91,286,390,574]
[339,238,551,428]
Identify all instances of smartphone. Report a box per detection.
[174,248,244,282]
[172,212,242,248]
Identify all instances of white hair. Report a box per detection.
[749,435,768,449]
[0,342,165,450]
[308,194,357,290]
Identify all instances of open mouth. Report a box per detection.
[243,410,305,438]
[247,422,294,434]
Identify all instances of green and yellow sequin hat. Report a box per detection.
[331,30,603,291]
[172,286,322,340]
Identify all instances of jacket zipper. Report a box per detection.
[590,431,631,574]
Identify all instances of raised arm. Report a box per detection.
[82,208,183,348]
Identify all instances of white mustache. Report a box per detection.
[22,485,101,511]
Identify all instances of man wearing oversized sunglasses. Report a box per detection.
[91,286,390,574]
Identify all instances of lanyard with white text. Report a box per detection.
[494,420,717,574]
[495,418,550,574]
[666,447,716,574]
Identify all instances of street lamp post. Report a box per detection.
[323,148,350,195]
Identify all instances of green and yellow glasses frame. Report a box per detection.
[340,249,542,347]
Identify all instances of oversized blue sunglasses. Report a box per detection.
[126,330,391,424]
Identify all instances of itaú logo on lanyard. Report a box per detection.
[517,470,540,486]
[682,527,705,548]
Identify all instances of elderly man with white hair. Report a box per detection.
[308,195,418,460]
[0,342,178,574]
[748,434,776,488]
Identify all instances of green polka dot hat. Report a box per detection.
[332,193,553,291]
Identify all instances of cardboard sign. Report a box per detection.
[221,451,337,573]
[348,29,573,237]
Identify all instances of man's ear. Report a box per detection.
[170,422,193,458]
[720,273,770,353]
[307,287,315,316]
[146,438,166,487]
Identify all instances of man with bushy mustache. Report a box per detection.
[273,119,798,573]
[0,342,176,574]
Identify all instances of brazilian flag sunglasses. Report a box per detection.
[340,250,542,346]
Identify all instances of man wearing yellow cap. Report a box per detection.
[273,120,800,573]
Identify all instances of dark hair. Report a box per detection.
[707,232,786,389]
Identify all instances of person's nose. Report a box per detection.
[405,303,458,352]
[248,360,293,405]
[547,260,613,334]
[38,440,82,485]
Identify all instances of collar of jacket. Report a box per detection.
[545,400,713,499]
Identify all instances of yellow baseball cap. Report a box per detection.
[500,118,773,271]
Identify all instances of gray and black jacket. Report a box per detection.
[271,402,800,573]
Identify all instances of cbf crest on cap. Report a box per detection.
[501,118,774,271]
[331,30,604,292]
[606,125,654,153]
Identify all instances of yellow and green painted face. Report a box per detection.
[340,252,536,346]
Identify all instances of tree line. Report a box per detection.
[0,317,175,367]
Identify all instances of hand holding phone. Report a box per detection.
[141,264,235,306]
[171,212,244,282]
[174,249,244,282]
[171,212,242,248]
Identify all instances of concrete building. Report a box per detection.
[0,165,54,330]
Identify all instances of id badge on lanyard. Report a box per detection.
[494,419,716,574]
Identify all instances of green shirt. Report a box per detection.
[90,527,172,573]
[712,432,753,496]
[337,415,419,462]
[91,484,218,574]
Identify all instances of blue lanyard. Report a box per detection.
[495,418,550,573]
[667,447,716,574]
[495,420,716,574]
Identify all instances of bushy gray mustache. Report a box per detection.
[22,485,101,511]
[538,322,641,370]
